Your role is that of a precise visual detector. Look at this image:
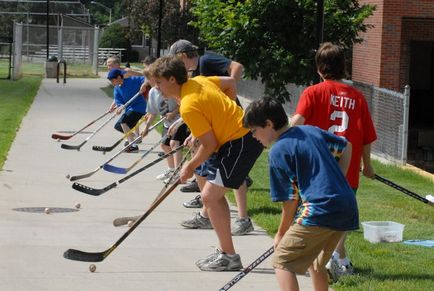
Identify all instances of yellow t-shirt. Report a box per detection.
[180,76,248,149]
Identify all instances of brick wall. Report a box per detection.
[352,0,434,91]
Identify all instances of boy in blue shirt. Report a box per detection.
[107,68,147,152]
[243,97,358,290]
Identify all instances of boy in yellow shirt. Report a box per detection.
[150,56,263,271]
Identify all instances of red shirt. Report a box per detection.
[295,80,377,188]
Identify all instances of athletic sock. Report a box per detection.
[332,251,340,261]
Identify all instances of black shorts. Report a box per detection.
[114,111,144,133]
[196,132,263,189]
[161,123,189,146]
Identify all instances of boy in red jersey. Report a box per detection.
[291,42,377,279]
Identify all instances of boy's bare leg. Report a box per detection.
[120,124,134,143]
[170,140,182,167]
[275,269,299,291]
[202,182,235,254]
[161,143,175,168]
[308,266,329,291]
[233,182,248,218]
[335,232,347,258]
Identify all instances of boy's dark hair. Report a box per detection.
[243,97,288,130]
[150,56,188,85]
[142,56,157,66]
[315,42,346,80]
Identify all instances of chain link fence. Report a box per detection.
[238,79,410,165]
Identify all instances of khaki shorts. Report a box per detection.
[273,224,344,274]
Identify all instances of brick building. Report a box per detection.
[352,0,434,171]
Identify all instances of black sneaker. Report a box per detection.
[125,144,139,153]
[180,180,200,192]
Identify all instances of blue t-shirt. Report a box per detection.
[269,125,359,231]
[113,76,147,114]
[193,53,231,77]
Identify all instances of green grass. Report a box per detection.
[0,77,42,168]
[227,157,434,290]
[21,62,97,78]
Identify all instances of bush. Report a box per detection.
[99,23,131,50]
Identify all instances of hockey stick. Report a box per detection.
[103,135,168,174]
[68,135,143,181]
[375,174,433,207]
[51,110,110,140]
[72,146,184,196]
[64,179,180,262]
[61,90,144,151]
[61,113,117,151]
[63,150,190,262]
[219,246,274,291]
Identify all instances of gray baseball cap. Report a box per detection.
[169,39,198,55]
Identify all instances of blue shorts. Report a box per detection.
[195,132,263,189]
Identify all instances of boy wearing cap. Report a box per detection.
[169,39,254,236]
[150,56,263,271]
[243,97,357,291]
[107,68,147,152]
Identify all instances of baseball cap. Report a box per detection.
[107,68,124,80]
[169,39,198,55]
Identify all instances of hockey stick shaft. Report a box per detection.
[92,113,156,152]
[69,135,143,181]
[64,179,180,262]
[64,150,191,262]
[61,90,144,150]
[61,113,117,150]
[72,146,185,195]
[219,246,274,291]
[51,110,110,140]
[375,174,433,206]
[103,134,168,174]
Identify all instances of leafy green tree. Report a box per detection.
[129,0,198,50]
[190,0,375,102]
[99,23,130,48]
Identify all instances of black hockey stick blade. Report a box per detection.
[219,246,274,291]
[375,174,433,207]
[72,181,115,196]
[64,180,180,262]
[92,138,122,152]
[69,167,101,182]
[61,141,85,151]
[113,215,141,227]
[63,248,107,262]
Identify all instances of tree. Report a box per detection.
[99,23,130,48]
[129,0,198,51]
[190,0,375,102]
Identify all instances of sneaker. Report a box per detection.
[180,212,213,229]
[164,172,179,184]
[180,180,200,192]
[338,262,354,276]
[124,144,139,153]
[326,257,340,283]
[245,176,253,188]
[198,252,243,271]
[156,168,174,180]
[195,248,223,268]
[183,195,203,208]
[231,217,254,236]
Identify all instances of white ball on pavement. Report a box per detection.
[74,203,81,209]
[89,264,96,272]
[44,207,51,214]
[127,220,134,227]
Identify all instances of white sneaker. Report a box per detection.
[156,169,174,180]
[326,257,340,283]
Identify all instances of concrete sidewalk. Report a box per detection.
[0,78,314,291]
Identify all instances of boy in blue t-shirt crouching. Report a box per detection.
[243,97,358,290]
